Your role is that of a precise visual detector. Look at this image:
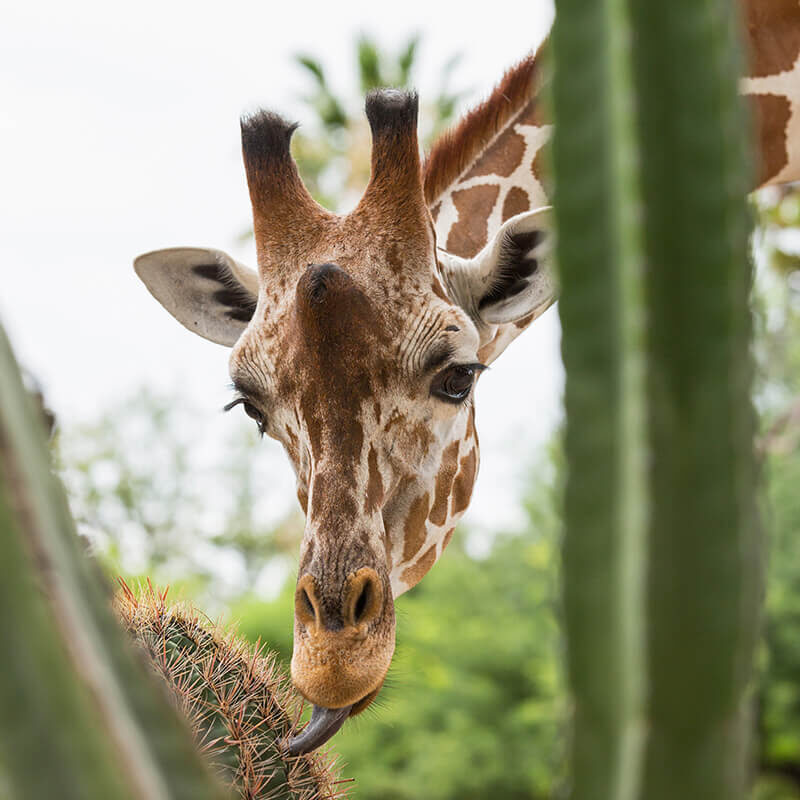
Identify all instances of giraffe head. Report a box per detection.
[134,89,553,753]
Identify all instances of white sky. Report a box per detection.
[1,0,562,533]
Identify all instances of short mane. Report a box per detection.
[422,47,545,208]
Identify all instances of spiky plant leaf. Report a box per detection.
[397,36,420,86]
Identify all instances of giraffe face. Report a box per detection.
[227,243,483,720]
[134,88,554,753]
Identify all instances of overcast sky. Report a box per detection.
[1,0,562,533]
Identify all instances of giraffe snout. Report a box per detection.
[290,567,395,712]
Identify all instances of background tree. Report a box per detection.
[285,34,465,212]
[56,389,304,608]
[750,185,800,799]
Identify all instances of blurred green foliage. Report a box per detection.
[758,442,800,799]
[55,388,305,608]
[751,185,800,799]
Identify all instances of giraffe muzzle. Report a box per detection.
[290,566,395,742]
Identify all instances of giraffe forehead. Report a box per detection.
[234,260,477,390]
[229,263,481,480]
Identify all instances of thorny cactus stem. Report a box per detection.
[116,581,350,800]
[0,320,225,800]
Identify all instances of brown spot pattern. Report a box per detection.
[441,527,455,553]
[411,421,435,453]
[502,186,530,222]
[400,544,437,588]
[477,333,499,364]
[745,0,800,78]
[428,441,461,526]
[463,130,526,180]
[465,408,476,443]
[451,447,478,516]
[514,311,537,329]
[402,492,430,562]
[750,92,791,185]
[446,185,500,259]
[310,470,357,522]
[423,49,542,207]
[531,139,552,195]
[517,97,543,127]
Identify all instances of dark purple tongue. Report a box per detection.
[284,703,353,756]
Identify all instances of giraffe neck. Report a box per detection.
[428,4,800,362]
[741,0,800,187]
[434,23,800,252]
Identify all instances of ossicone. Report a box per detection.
[364,89,419,137]
[239,109,329,256]
[240,110,299,171]
[356,88,427,226]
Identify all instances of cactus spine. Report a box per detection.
[553,0,759,799]
[116,582,348,800]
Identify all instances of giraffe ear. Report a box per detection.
[134,247,258,347]
[439,207,555,326]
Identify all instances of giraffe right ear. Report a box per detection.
[134,247,258,347]
[438,207,555,327]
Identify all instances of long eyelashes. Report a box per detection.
[223,395,267,435]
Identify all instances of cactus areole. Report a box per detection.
[134,1,800,751]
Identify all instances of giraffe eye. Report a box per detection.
[224,396,266,433]
[431,363,486,404]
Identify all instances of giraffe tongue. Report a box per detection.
[284,703,353,756]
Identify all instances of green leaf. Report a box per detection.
[357,35,383,91]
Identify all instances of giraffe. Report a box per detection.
[135,92,554,755]
[134,1,800,754]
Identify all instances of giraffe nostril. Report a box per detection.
[295,574,320,629]
[301,588,315,618]
[354,583,371,624]
[345,568,383,628]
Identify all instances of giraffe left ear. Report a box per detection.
[439,207,555,326]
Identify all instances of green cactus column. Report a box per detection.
[552,0,646,796]
[630,2,759,798]
[0,321,226,800]
[553,0,759,798]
